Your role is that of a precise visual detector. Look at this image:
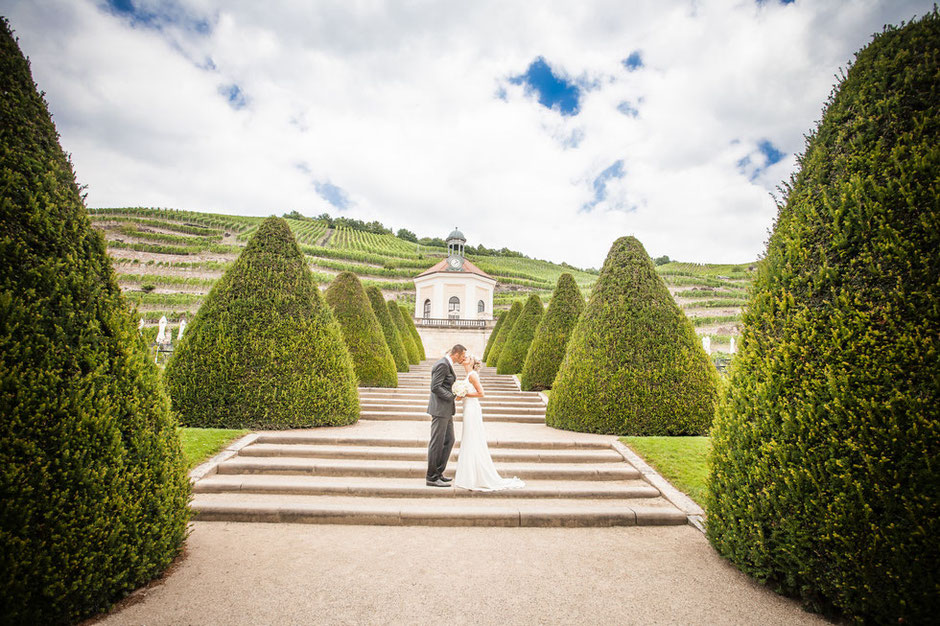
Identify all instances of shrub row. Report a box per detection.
[325,272,398,387]
[497,294,543,374]
[520,273,585,390]
[366,286,410,372]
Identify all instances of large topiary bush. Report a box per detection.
[398,302,426,360]
[325,272,398,387]
[0,21,189,624]
[388,299,420,364]
[497,294,543,374]
[520,273,585,390]
[366,286,409,373]
[546,236,717,435]
[482,310,506,362]
[164,217,359,428]
[486,300,522,366]
[707,13,939,624]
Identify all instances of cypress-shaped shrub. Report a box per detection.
[486,300,522,366]
[0,21,189,624]
[707,13,939,624]
[399,302,427,360]
[164,217,359,428]
[546,236,717,435]
[389,299,420,364]
[482,310,506,362]
[366,286,409,372]
[497,294,543,374]
[520,273,585,390]
[325,272,398,387]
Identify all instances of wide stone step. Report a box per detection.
[253,433,614,450]
[237,443,620,463]
[359,403,545,416]
[386,380,520,393]
[359,391,541,402]
[358,410,544,423]
[359,400,542,409]
[190,493,686,527]
[193,474,660,499]
[215,456,639,480]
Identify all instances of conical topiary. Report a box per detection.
[164,217,359,428]
[389,299,420,364]
[707,13,939,624]
[487,299,522,366]
[0,20,189,624]
[520,273,585,390]
[546,236,717,435]
[366,286,409,372]
[398,302,426,360]
[497,294,543,374]
[325,272,398,387]
[482,310,506,362]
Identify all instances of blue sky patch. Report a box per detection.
[219,84,247,109]
[509,57,581,116]
[101,0,211,34]
[314,181,350,210]
[622,50,644,71]
[617,101,639,117]
[738,139,786,180]
[581,160,625,212]
[757,139,784,166]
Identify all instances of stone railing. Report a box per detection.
[416,317,488,329]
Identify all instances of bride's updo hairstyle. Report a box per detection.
[469,355,483,371]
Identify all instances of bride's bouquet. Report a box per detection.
[452,380,471,399]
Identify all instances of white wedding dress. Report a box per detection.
[454,371,526,492]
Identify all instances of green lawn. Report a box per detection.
[179,427,250,469]
[620,436,711,507]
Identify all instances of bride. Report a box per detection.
[454,355,525,492]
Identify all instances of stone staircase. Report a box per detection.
[190,360,688,527]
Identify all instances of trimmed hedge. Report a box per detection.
[0,20,189,624]
[486,300,522,367]
[482,310,506,362]
[366,286,409,372]
[388,299,420,364]
[398,302,426,360]
[325,272,398,387]
[497,294,543,374]
[520,273,585,390]
[164,217,359,428]
[706,13,939,624]
[546,236,717,435]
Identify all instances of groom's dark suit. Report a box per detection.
[426,356,457,481]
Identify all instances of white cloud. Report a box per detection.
[4,0,933,267]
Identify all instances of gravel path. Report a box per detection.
[93,522,825,625]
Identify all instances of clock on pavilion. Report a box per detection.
[413,228,496,321]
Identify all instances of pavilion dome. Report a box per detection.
[447,228,466,242]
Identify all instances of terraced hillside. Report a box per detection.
[90,208,753,355]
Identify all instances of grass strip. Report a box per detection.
[179,427,251,469]
[620,436,711,507]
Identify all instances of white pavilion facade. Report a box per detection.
[413,228,497,325]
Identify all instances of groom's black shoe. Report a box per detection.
[440,476,452,482]
[426,478,449,487]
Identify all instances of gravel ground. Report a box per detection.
[92,522,826,626]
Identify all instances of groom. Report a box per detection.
[425,344,466,487]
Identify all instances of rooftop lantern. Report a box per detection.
[446,227,466,271]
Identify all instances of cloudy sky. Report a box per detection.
[4,0,932,268]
